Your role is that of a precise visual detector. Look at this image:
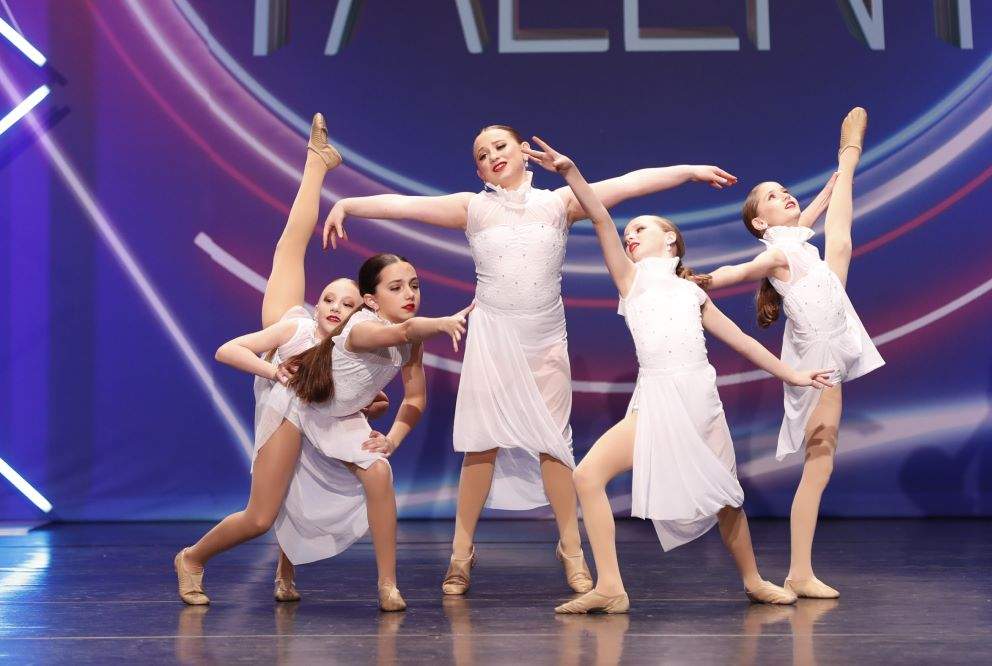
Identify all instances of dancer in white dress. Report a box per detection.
[708,108,883,599]
[322,124,738,594]
[517,137,832,613]
[174,113,375,604]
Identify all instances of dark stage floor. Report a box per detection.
[0,519,989,664]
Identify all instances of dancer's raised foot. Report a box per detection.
[441,546,477,595]
[744,579,797,605]
[555,589,630,615]
[556,541,593,593]
[307,112,343,170]
[838,107,867,161]
[378,583,407,612]
[174,548,210,606]
[784,575,840,599]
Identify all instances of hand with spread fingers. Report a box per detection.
[521,136,575,175]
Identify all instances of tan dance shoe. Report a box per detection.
[307,112,343,170]
[555,590,630,615]
[378,583,407,612]
[274,575,301,602]
[441,547,477,596]
[556,541,593,593]
[745,580,798,605]
[838,107,868,160]
[174,548,210,606]
[784,576,840,599]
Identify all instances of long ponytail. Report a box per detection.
[286,333,337,403]
[742,184,782,328]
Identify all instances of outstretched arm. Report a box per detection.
[347,303,475,354]
[556,164,737,224]
[323,192,473,249]
[701,300,833,388]
[523,137,636,294]
[361,345,427,457]
[707,248,788,290]
[215,319,297,383]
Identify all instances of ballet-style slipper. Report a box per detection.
[307,112,343,170]
[441,547,477,596]
[174,548,210,606]
[556,541,593,593]
[378,583,407,612]
[744,580,797,605]
[555,590,630,615]
[838,107,868,161]
[784,576,840,599]
[274,575,301,602]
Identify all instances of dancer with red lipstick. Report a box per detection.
[322,125,736,596]
[175,114,471,611]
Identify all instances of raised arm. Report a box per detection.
[707,248,789,290]
[346,303,474,354]
[323,192,473,249]
[701,299,833,389]
[556,164,737,224]
[523,136,635,293]
[215,319,297,383]
[361,344,427,457]
[797,172,838,229]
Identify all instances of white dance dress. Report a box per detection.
[760,226,884,460]
[255,307,410,565]
[619,256,744,551]
[453,172,575,510]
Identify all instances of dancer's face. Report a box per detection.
[314,278,360,337]
[749,181,801,233]
[364,261,421,323]
[623,216,677,262]
[474,128,530,190]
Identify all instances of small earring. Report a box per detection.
[523,158,530,170]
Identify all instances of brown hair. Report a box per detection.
[742,184,782,328]
[641,216,712,289]
[285,278,358,404]
[287,254,413,403]
[477,124,524,144]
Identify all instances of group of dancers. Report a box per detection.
[174,107,882,614]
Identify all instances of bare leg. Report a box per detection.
[185,421,302,570]
[788,384,842,584]
[352,460,399,587]
[261,150,330,328]
[717,507,764,590]
[540,453,582,554]
[451,449,497,558]
[824,109,865,287]
[571,415,637,596]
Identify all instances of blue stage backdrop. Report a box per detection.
[1,1,990,521]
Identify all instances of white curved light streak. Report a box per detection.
[196,232,992,392]
[169,0,992,229]
[0,67,254,464]
[132,0,992,277]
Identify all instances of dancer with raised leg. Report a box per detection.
[519,136,832,613]
[707,108,883,599]
[175,114,470,611]
[322,125,737,595]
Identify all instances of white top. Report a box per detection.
[324,308,411,416]
[618,257,709,372]
[271,305,318,363]
[466,172,568,310]
[761,226,849,335]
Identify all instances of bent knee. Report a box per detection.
[363,460,394,485]
[244,511,277,536]
[572,465,604,494]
